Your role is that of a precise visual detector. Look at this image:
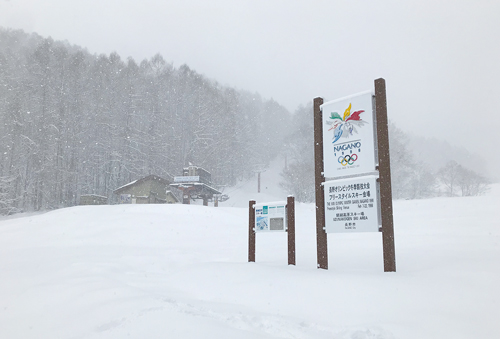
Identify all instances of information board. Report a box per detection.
[254,201,287,232]
[324,175,380,233]
[321,91,377,178]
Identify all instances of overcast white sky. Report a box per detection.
[1,0,499,178]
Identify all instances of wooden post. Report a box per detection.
[181,187,191,204]
[287,196,296,265]
[314,97,328,270]
[374,78,396,272]
[214,195,218,207]
[248,200,256,262]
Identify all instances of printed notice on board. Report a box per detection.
[324,175,380,233]
[254,201,287,232]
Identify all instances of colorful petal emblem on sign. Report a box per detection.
[326,103,367,144]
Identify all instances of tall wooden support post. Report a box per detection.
[314,97,328,270]
[181,187,191,205]
[374,78,396,272]
[248,200,256,262]
[287,196,296,265]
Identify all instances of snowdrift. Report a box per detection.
[0,185,499,339]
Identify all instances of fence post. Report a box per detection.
[287,196,296,265]
[248,200,256,262]
[374,78,396,272]
[314,97,328,270]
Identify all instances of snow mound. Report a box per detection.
[0,185,499,338]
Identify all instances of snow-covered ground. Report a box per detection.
[218,158,289,208]
[1,180,499,338]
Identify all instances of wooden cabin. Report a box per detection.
[113,175,179,204]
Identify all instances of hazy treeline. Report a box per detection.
[0,28,488,214]
[281,104,490,202]
[0,28,291,213]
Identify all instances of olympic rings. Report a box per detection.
[338,154,358,166]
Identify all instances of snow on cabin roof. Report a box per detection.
[169,182,222,195]
[114,180,138,192]
[80,194,108,199]
[113,175,170,194]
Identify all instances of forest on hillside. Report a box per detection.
[0,28,291,213]
[0,28,490,215]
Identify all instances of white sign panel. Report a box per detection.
[254,201,287,232]
[321,90,376,178]
[324,175,380,233]
[174,176,200,183]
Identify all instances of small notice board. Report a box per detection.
[254,201,287,232]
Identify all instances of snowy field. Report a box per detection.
[0,180,499,338]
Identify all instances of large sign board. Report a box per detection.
[321,91,376,178]
[254,201,287,232]
[324,175,380,233]
[314,79,396,271]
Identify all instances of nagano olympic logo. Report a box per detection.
[338,154,358,166]
[326,103,367,144]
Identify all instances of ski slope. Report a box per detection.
[0,183,499,339]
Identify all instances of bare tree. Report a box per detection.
[456,167,490,196]
[437,160,461,196]
[438,160,490,197]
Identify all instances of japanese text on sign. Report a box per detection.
[324,175,380,233]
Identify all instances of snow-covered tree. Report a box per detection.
[0,28,293,213]
[280,103,315,202]
[389,122,436,199]
[438,161,489,197]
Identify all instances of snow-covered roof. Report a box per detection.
[169,182,222,195]
[80,194,108,199]
[113,175,170,194]
[113,180,138,192]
